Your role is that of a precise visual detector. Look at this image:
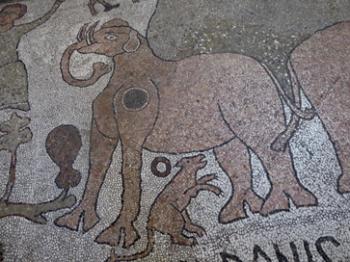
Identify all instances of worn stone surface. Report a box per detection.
[0,0,350,261]
[148,0,350,95]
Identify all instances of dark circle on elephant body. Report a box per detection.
[122,88,149,111]
[151,157,171,177]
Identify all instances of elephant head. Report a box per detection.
[61,18,141,87]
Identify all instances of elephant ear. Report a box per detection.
[101,18,129,29]
[123,30,140,53]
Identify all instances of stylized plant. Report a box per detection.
[0,121,81,224]
[45,125,82,194]
[0,112,32,201]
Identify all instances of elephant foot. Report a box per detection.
[287,185,318,208]
[54,204,100,232]
[95,219,140,248]
[338,173,350,194]
[260,188,289,216]
[219,189,263,224]
[260,185,317,216]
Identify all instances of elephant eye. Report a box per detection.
[105,34,118,41]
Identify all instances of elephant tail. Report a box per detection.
[108,229,156,262]
[261,62,315,120]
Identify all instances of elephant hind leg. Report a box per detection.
[214,138,263,224]
[253,142,317,215]
[218,93,317,216]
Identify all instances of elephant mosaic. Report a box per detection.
[55,18,317,248]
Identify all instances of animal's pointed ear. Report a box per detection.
[123,30,140,53]
[101,18,129,29]
[174,159,182,168]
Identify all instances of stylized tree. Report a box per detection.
[0,112,32,201]
[0,118,80,224]
[45,125,82,194]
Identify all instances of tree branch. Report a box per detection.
[0,191,76,224]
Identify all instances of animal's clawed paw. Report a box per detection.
[193,226,206,237]
[172,236,197,246]
[185,223,206,237]
[197,173,219,184]
[212,186,223,196]
[191,238,199,246]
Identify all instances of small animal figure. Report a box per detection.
[108,154,222,261]
[88,0,120,16]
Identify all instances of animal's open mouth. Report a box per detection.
[196,154,207,168]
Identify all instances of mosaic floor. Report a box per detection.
[0,0,350,261]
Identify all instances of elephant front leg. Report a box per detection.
[95,147,142,248]
[55,120,119,232]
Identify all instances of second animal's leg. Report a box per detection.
[315,90,350,194]
[336,139,350,193]
[54,119,119,231]
[182,210,206,237]
[214,138,264,223]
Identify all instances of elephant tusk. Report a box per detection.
[77,23,89,43]
[86,21,99,45]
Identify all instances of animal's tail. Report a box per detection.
[261,62,315,120]
[108,229,155,262]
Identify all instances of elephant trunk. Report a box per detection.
[60,41,108,88]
